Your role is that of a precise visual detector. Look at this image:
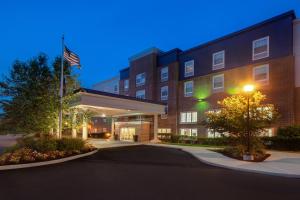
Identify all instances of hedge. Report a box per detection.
[262,137,300,151]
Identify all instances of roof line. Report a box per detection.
[180,10,296,55]
[74,88,167,106]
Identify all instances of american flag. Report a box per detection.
[64,46,81,68]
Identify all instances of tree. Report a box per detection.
[0,54,79,135]
[203,91,278,154]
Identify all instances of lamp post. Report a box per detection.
[243,84,255,159]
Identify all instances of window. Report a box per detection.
[114,84,118,93]
[180,128,198,137]
[161,67,168,82]
[158,128,172,134]
[161,105,168,119]
[212,50,225,70]
[252,36,269,60]
[124,79,129,91]
[212,74,224,90]
[136,73,146,86]
[136,89,145,99]
[180,112,197,123]
[160,86,168,100]
[184,81,193,97]
[253,64,269,82]
[184,60,194,77]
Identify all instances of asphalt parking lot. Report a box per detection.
[0,145,299,200]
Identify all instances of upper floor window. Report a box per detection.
[212,50,225,70]
[136,89,145,99]
[184,81,193,97]
[180,112,197,123]
[184,60,194,77]
[124,79,129,91]
[161,66,168,82]
[252,36,269,60]
[212,74,224,90]
[136,72,146,86]
[160,86,168,101]
[253,64,269,83]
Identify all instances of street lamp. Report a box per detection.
[243,84,255,160]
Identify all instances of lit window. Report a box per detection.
[252,36,269,60]
[180,128,197,137]
[161,67,168,82]
[212,74,224,90]
[180,112,197,123]
[184,81,193,97]
[124,79,129,91]
[184,60,194,77]
[158,128,172,134]
[136,73,146,86]
[161,86,168,100]
[212,50,225,70]
[136,89,145,99]
[253,64,269,82]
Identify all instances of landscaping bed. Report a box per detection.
[212,149,271,162]
[0,137,96,166]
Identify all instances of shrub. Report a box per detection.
[262,137,300,151]
[56,138,85,151]
[277,125,300,138]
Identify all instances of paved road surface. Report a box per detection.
[0,145,299,200]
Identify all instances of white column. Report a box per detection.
[110,117,115,140]
[82,117,88,140]
[153,114,158,141]
[72,112,77,138]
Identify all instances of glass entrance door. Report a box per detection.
[120,127,135,141]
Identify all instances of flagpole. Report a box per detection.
[59,35,64,139]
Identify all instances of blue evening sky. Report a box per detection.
[0,0,299,87]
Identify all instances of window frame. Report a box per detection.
[135,72,146,86]
[212,74,224,90]
[160,85,168,101]
[135,89,145,99]
[212,50,225,70]
[180,128,198,137]
[161,66,169,82]
[252,36,269,61]
[253,64,269,83]
[184,80,193,97]
[184,60,194,77]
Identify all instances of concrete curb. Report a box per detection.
[147,144,300,179]
[0,149,98,171]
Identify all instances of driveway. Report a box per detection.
[0,145,299,200]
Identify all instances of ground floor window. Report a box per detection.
[180,128,197,137]
[207,129,229,138]
[259,128,273,137]
[158,128,171,134]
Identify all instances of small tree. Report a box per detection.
[204,91,278,155]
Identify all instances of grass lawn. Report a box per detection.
[162,142,226,149]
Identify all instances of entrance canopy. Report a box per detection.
[72,88,166,117]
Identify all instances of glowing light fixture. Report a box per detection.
[243,84,255,93]
[101,113,106,117]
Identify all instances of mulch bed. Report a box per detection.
[211,149,271,162]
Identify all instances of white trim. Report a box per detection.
[252,36,269,61]
[253,64,269,83]
[184,80,193,97]
[212,50,225,70]
[160,85,168,101]
[184,60,194,77]
[212,74,224,90]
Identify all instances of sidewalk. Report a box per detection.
[149,143,300,178]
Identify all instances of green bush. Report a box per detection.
[277,125,300,138]
[262,137,300,151]
[56,138,85,151]
[22,138,57,152]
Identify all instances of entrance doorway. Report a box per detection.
[120,127,136,141]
